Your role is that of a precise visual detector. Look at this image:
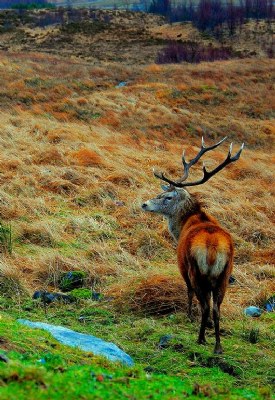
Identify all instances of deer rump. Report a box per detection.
[178,223,233,287]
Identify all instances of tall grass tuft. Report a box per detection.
[0,221,12,255]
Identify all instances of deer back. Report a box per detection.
[177,212,234,285]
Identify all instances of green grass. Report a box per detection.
[0,296,274,399]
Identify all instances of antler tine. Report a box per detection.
[179,136,228,184]
[153,169,178,187]
[176,142,245,187]
[153,137,235,188]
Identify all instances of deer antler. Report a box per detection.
[154,137,244,188]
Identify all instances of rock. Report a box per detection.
[0,354,9,363]
[115,81,127,88]
[114,201,125,207]
[37,358,46,364]
[244,306,262,317]
[33,291,75,304]
[92,291,102,301]
[59,271,87,292]
[17,319,134,366]
[158,334,173,349]
[264,296,275,312]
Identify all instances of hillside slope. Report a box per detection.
[0,9,274,63]
[0,39,274,399]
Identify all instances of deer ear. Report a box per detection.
[161,184,170,191]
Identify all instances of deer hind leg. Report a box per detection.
[187,286,194,322]
[197,290,211,345]
[212,288,225,354]
[182,271,194,321]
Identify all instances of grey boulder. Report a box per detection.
[18,319,133,366]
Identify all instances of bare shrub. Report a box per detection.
[157,41,233,64]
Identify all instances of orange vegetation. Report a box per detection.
[0,51,273,318]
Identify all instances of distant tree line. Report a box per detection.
[0,0,55,9]
[149,0,274,34]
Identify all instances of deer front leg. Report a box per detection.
[183,274,194,322]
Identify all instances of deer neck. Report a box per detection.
[166,214,184,242]
[166,197,202,242]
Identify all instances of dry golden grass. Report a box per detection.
[0,51,273,318]
[73,148,104,167]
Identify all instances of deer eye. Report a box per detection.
[163,197,173,204]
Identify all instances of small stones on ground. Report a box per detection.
[91,372,113,382]
[244,306,262,317]
[157,334,185,351]
[229,275,236,285]
[264,296,275,312]
[33,291,75,304]
[37,358,46,364]
[0,354,9,363]
[158,334,173,349]
[91,291,102,301]
[115,81,127,88]
[59,271,87,292]
[114,200,125,206]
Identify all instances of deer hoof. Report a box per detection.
[214,344,223,354]
[198,338,207,345]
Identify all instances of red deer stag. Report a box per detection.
[141,137,244,354]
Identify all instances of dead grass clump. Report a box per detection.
[40,177,77,195]
[61,169,86,186]
[246,283,275,309]
[99,112,120,128]
[77,97,88,106]
[145,64,162,73]
[72,148,103,167]
[133,230,169,259]
[106,173,136,187]
[0,259,29,299]
[110,274,193,316]
[32,148,64,166]
[227,158,258,180]
[74,183,118,207]
[0,158,22,171]
[46,128,67,144]
[18,223,55,247]
[253,264,275,281]
[34,255,70,286]
[0,191,24,220]
[261,122,275,136]
[254,249,274,265]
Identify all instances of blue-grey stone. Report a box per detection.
[17,319,134,366]
[116,81,127,88]
[264,296,275,312]
[33,291,74,304]
[158,334,173,349]
[244,306,262,317]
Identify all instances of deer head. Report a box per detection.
[142,137,244,238]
